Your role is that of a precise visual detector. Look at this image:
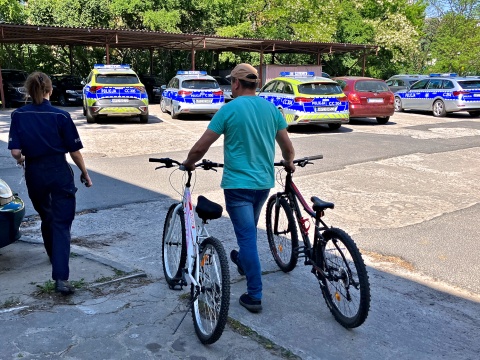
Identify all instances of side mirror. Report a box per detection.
[81,80,86,85]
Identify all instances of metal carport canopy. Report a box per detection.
[0,23,377,107]
[0,23,376,54]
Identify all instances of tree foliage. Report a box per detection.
[0,0,477,79]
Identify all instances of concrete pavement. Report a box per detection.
[1,198,479,360]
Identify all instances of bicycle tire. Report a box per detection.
[316,228,370,328]
[162,203,187,287]
[191,237,230,344]
[265,195,299,272]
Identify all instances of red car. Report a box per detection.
[333,76,395,124]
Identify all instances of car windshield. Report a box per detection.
[354,80,390,92]
[96,74,139,84]
[2,72,27,82]
[182,80,219,89]
[298,82,342,95]
[458,80,480,89]
[215,77,231,86]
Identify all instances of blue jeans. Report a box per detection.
[224,189,270,300]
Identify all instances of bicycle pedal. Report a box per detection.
[169,278,188,291]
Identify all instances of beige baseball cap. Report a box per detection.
[228,63,259,83]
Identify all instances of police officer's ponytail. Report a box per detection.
[25,72,53,105]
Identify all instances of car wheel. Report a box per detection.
[171,105,179,119]
[468,111,480,118]
[328,123,341,130]
[376,116,389,124]
[432,100,446,117]
[394,97,403,112]
[160,97,168,113]
[140,112,149,123]
[86,107,96,123]
[58,94,66,106]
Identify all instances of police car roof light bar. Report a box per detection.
[280,71,315,77]
[94,64,131,69]
[429,73,457,77]
[177,70,207,76]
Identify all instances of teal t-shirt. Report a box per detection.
[208,95,287,189]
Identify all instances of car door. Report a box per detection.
[402,79,429,109]
[424,78,444,110]
[258,81,278,104]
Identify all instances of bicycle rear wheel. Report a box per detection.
[162,203,187,287]
[316,228,370,328]
[266,195,299,272]
[191,237,230,344]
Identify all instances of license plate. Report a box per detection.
[111,98,129,103]
[367,98,384,103]
[315,106,336,112]
[196,99,212,104]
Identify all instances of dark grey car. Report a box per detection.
[386,74,428,93]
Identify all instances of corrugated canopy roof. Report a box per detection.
[0,23,377,55]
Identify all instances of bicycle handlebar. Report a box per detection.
[274,155,323,168]
[149,157,223,171]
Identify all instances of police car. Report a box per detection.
[160,71,224,118]
[82,64,149,123]
[257,72,349,130]
[394,73,480,117]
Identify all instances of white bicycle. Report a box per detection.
[149,157,230,344]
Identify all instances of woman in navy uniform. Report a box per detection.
[8,71,92,295]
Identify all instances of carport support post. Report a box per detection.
[69,45,74,75]
[362,49,366,76]
[191,45,195,70]
[149,48,154,75]
[259,49,264,87]
[0,62,5,109]
[106,43,110,65]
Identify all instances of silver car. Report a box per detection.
[160,71,224,118]
[386,74,428,93]
[394,74,480,117]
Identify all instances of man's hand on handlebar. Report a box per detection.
[282,160,296,173]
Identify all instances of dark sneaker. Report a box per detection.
[55,280,75,296]
[239,293,262,313]
[230,250,245,276]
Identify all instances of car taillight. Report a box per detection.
[348,93,361,104]
[336,95,347,102]
[134,86,146,93]
[178,90,192,96]
[453,91,470,97]
[89,86,103,94]
[388,93,394,104]
[213,91,223,96]
[294,97,313,103]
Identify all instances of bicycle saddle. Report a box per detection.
[311,196,334,211]
[196,195,223,221]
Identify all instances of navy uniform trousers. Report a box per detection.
[25,154,77,281]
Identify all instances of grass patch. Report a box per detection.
[0,297,21,309]
[94,268,129,284]
[228,318,300,359]
[36,280,55,294]
[71,278,86,289]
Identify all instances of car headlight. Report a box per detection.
[66,90,77,95]
[16,87,27,94]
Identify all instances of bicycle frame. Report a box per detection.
[274,171,328,264]
[164,171,210,290]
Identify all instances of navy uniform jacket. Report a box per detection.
[8,99,83,157]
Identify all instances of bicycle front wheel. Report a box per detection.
[191,237,230,344]
[266,195,299,272]
[162,203,187,287]
[316,228,370,328]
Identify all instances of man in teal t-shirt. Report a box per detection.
[183,63,295,313]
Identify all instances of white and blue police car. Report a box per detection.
[394,73,480,117]
[160,71,224,118]
[257,72,349,130]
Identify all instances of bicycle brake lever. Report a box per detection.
[155,165,166,170]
